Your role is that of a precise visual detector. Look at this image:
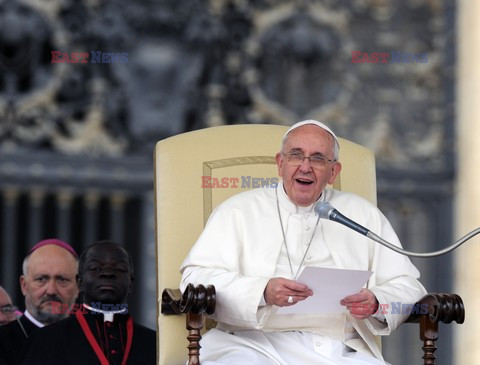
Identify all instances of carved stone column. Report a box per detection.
[455,1,480,363]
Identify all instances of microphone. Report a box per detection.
[314,201,480,258]
[315,201,369,236]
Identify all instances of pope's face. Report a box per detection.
[20,245,79,324]
[79,244,133,305]
[276,125,342,206]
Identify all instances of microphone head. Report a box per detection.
[314,201,334,219]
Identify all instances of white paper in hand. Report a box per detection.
[277,266,373,314]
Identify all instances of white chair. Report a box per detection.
[154,124,464,365]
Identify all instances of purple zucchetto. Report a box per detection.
[28,238,78,259]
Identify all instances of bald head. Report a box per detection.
[20,243,79,325]
[0,286,12,302]
[0,286,15,325]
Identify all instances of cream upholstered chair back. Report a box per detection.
[154,124,376,365]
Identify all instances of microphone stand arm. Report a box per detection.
[367,228,480,258]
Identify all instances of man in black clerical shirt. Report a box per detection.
[22,240,156,365]
[0,239,79,365]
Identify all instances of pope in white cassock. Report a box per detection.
[180,120,427,364]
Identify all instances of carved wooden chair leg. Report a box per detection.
[187,312,203,365]
[420,315,438,365]
[406,293,464,365]
[162,284,216,365]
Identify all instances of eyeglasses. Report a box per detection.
[0,305,18,315]
[283,151,336,169]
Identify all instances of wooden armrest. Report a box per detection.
[406,292,464,325]
[405,293,464,365]
[161,283,216,315]
[161,284,216,365]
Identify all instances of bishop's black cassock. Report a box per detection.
[0,314,39,365]
[22,309,156,365]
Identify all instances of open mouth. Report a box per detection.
[295,178,313,185]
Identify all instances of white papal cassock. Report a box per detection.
[180,183,426,364]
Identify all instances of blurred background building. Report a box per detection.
[1,0,478,363]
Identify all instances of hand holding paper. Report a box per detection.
[264,277,313,307]
[341,288,379,319]
[277,267,373,314]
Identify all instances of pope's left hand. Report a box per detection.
[340,288,378,320]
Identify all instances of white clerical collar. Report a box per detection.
[24,310,45,328]
[277,180,324,215]
[83,303,127,322]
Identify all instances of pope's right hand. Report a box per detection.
[264,277,313,307]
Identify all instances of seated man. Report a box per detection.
[0,239,79,365]
[180,120,427,364]
[0,285,17,326]
[23,240,156,365]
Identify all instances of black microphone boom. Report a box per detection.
[314,201,480,258]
